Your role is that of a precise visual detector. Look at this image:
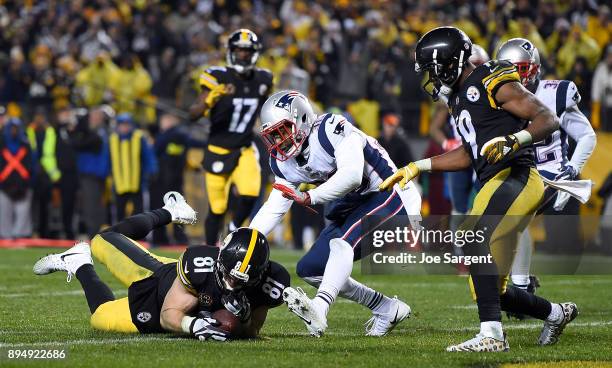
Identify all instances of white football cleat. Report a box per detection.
[163,191,197,225]
[33,242,93,282]
[283,287,328,337]
[538,302,578,345]
[446,333,509,352]
[365,296,411,336]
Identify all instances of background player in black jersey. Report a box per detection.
[189,29,273,245]
[33,192,289,341]
[381,27,577,352]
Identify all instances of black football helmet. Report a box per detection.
[415,26,473,101]
[216,227,270,291]
[226,28,262,74]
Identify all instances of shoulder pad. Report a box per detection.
[478,60,520,109]
[565,81,581,109]
[199,66,227,90]
[541,80,580,116]
[316,113,354,157]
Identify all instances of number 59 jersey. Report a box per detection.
[448,60,535,183]
[177,245,290,311]
[199,66,273,149]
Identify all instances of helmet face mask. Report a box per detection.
[216,228,270,292]
[415,27,472,101]
[260,91,315,162]
[497,38,541,87]
[227,29,261,74]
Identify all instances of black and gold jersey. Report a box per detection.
[448,60,535,183]
[177,245,289,311]
[199,66,273,149]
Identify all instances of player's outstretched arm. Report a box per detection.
[380,147,471,191]
[160,276,199,333]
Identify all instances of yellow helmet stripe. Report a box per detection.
[239,229,258,273]
[240,30,248,42]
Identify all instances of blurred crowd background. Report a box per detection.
[0,0,611,250]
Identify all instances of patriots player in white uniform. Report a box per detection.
[249,91,422,337]
[497,38,596,295]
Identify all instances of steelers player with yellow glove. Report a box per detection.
[479,130,532,164]
[379,160,431,190]
[188,29,273,245]
[203,84,232,116]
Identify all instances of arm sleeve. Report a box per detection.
[249,178,294,235]
[560,106,596,172]
[308,131,365,205]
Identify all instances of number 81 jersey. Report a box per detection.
[199,66,273,149]
[448,60,535,183]
[177,245,290,311]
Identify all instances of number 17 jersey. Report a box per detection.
[199,66,273,149]
[448,60,535,183]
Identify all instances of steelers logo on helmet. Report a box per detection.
[226,28,262,74]
[466,86,480,102]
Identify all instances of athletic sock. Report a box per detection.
[205,212,224,245]
[75,264,115,314]
[232,196,257,228]
[500,285,552,321]
[511,230,532,287]
[480,321,504,340]
[313,238,354,317]
[546,303,563,323]
[102,209,172,240]
[472,274,502,322]
[339,277,391,314]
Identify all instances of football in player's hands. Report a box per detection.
[213,309,242,337]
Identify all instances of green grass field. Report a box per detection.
[1,248,611,367]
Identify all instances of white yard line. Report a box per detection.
[0,336,191,348]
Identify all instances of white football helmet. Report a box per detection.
[469,44,490,66]
[260,90,316,161]
[497,38,541,87]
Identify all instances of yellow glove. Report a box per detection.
[379,162,420,191]
[480,134,521,164]
[204,84,230,109]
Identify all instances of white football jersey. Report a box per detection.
[251,112,422,235]
[269,113,397,194]
[533,79,581,176]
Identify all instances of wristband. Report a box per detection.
[414,158,432,172]
[513,130,532,146]
[181,316,195,334]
